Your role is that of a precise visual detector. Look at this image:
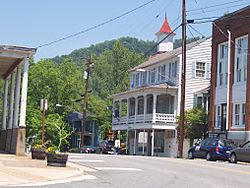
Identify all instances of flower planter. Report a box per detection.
[46,153,68,167]
[31,148,46,160]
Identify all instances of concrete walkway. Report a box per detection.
[0,153,94,187]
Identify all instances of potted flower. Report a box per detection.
[46,146,68,167]
[31,144,46,160]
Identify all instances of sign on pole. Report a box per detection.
[40,99,48,111]
[138,132,148,144]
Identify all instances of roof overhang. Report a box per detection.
[0,45,36,80]
[109,83,178,100]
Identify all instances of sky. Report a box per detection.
[1,0,249,62]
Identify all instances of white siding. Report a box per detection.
[184,38,212,110]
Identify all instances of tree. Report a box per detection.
[91,41,145,98]
[26,58,84,146]
[177,107,208,142]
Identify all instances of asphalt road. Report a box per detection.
[34,153,250,188]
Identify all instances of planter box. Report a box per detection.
[46,153,68,167]
[31,148,46,160]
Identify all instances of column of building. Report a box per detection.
[0,58,29,155]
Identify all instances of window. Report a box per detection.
[196,62,206,78]
[157,65,166,82]
[219,62,223,85]
[131,74,135,88]
[235,36,248,83]
[142,71,147,85]
[169,62,177,79]
[197,96,203,108]
[236,57,241,82]
[235,104,240,126]
[160,65,166,81]
[150,68,156,84]
[135,73,139,87]
[242,103,246,125]
[217,42,228,86]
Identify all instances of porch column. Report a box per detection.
[135,97,138,122]
[133,130,137,155]
[1,79,9,130]
[13,67,21,128]
[19,58,29,127]
[174,93,178,116]
[127,98,129,121]
[151,129,154,156]
[144,95,147,122]
[152,94,157,123]
[8,72,16,129]
[142,129,145,155]
[119,100,122,118]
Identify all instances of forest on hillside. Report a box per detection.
[0,36,201,149]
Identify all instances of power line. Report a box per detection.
[187,0,248,12]
[187,25,211,62]
[187,2,250,17]
[144,24,182,56]
[193,0,250,55]
[133,0,175,37]
[37,0,158,49]
[188,24,206,37]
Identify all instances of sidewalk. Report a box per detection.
[0,153,93,187]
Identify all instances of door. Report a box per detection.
[241,141,250,162]
[195,138,209,158]
[221,104,227,131]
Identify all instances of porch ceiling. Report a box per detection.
[110,83,178,100]
[0,45,36,79]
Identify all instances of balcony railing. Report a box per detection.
[113,113,175,125]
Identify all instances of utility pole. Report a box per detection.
[178,0,186,158]
[81,57,94,147]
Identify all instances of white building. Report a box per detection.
[110,18,211,157]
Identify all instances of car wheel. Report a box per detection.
[206,152,212,161]
[230,153,237,163]
[188,151,194,159]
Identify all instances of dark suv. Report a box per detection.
[188,138,236,161]
[97,140,114,154]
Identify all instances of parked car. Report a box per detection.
[188,137,236,161]
[80,146,96,153]
[97,140,114,154]
[229,141,250,163]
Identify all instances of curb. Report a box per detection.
[5,161,93,187]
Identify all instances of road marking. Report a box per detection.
[95,167,142,171]
[69,159,104,163]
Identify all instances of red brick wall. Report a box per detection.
[209,7,250,132]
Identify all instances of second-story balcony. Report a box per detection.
[113,113,175,125]
[110,84,178,130]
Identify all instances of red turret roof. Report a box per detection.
[159,19,172,33]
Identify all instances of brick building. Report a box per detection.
[209,6,250,143]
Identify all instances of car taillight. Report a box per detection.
[216,146,219,153]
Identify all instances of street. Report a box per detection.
[32,153,250,188]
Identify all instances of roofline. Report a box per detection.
[130,36,211,72]
[109,84,178,99]
[214,5,250,23]
[0,45,37,57]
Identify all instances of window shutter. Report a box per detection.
[192,62,196,78]
[205,63,211,79]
